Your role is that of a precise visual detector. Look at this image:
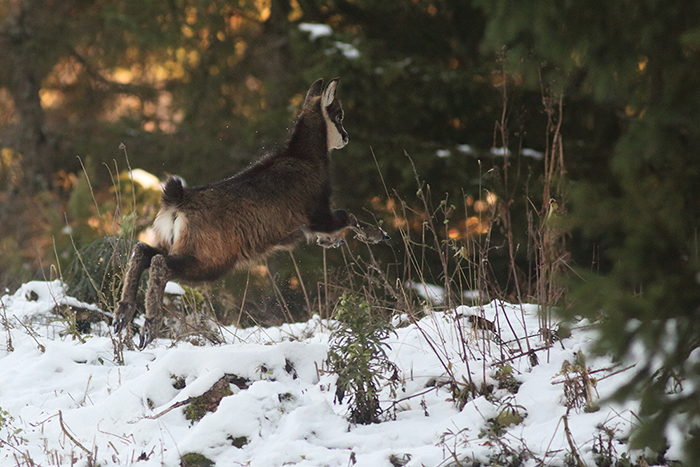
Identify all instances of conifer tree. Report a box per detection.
[475,0,700,461]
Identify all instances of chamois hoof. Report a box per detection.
[317,236,345,249]
[138,317,161,350]
[113,301,136,334]
[356,227,390,244]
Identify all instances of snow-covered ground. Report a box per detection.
[0,281,683,466]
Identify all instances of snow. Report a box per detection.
[299,23,333,40]
[490,146,511,157]
[165,281,186,295]
[406,280,445,305]
[333,42,360,59]
[457,144,475,154]
[297,23,360,60]
[435,144,544,160]
[522,148,544,160]
[0,281,686,466]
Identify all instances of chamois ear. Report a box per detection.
[322,78,339,108]
[302,78,324,108]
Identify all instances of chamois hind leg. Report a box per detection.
[139,254,171,349]
[114,242,159,333]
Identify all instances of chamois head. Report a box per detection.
[300,78,348,151]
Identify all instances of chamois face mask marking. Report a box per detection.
[321,81,348,151]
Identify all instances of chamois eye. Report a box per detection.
[335,114,344,124]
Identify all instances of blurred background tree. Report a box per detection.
[1,0,699,460]
[476,0,700,461]
[0,0,552,295]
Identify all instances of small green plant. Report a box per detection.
[66,235,134,311]
[0,406,26,452]
[448,377,479,411]
[592,423,621,467]
[480,398,527,438]
[555,350,600,413]
[55,305,87,343]
[327,294,399,424]
[494,364,522,394]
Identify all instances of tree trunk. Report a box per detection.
[262,0,293,110]
[3,0,53,194]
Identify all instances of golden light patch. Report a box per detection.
[466,217,490,235]
[289,276,300,290]
[39,90,62,108]
[638,57,648,71]
[473,200,489,213]
[112,68,134,84]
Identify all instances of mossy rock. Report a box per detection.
[180,452,214,467]
[171,375,187,390]
[228,435,249,448]
[184,377,233,422]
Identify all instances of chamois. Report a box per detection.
[114,78,388,349]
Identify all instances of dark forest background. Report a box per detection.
[1,0,700,460]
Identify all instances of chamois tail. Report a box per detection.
[162,177,185,207]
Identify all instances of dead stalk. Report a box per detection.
[58,410,93,460]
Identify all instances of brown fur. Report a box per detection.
[114,78,388,349]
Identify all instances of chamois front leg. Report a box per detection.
[139,254,171,350]
[114,242,159,334]
[334,210,389,244]
[347,215,390,244]
[314,232,346,249]
[308,209,389,247]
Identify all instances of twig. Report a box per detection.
[265,261,294,323]
[593,363,636,382]
[551,363,635,385]
[78,374,93,406]
[389,386,441,408]
[142,397,192,420]
[77,156,106,234]
[562,408,586,467]
[17,319,45,353]
[289,250,312,318]
[495,344,554,366]
[0,303,13,352]
[322,248,329,319]
[58,410,92,457]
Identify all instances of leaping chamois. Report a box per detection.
[114,78,388,349]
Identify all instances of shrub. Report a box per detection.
[327,294,399,424]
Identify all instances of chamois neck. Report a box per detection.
[286,115,329,159]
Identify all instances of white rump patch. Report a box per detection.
[153,206,187,249]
